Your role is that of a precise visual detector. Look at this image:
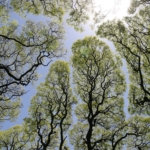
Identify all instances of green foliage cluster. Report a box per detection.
[1,0,150,150]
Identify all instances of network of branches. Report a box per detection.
[0,0,150,150]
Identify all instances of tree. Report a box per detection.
[97,6,150,115]
[126,116,150,150]
[24,60,77,150]
[0,1,9,23]
[0,125,30,150]
[0,19,64,121]
[10,0,93,31]
[128,0,150,14]
[69,36,126,149]
[9,0,113,31]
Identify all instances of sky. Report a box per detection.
[93,0,130,20]
[2,0,131,131]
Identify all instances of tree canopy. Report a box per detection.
[0,20,64,122]
[97,5,150,115]
[128,0,150,14]
[23,60,76,150]
[70,36,126,150]
[1,0,150,150]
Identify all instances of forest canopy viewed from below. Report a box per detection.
[0,0,150,149]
